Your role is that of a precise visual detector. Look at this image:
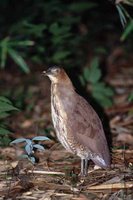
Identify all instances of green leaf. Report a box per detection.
[49,23,59,34]
[25,139,32,145]
[79,75,86,86]
[25,143,33,155]
[10,138,27,144]
[20,154,29,159]
[123,0,133,6]
[49,23,70,35]
[90,57,99,68]
[99,96,113,108]
[0,101,18,112]
[0,96,12,104]
[29,156,35,164]
[0,37,9,68]
[32,136,50,141]
[69,2,97,12]
[8,48,30,73]
[121,20,133,41]
[9,40,34,47]
[88,57,101,83]
[0,112,10,119]
[91,82,114,108]
[51,33,71,45]
[0,136,11,146]
[92,91,113,108]
[0,127,11,135]
[116,4,127,28]
[52,51,70,62]
[33,144,45,150]
[92,82,114,97]
[83,67,90,82]
[95,47,107,54]
[128,92,133,102]
[23,22,47,37]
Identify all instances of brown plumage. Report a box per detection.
[43,66,110,176]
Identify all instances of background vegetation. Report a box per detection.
[0,0,132,71]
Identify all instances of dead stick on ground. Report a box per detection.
[0,170,65,176]
[26,170,65,175]
[87,182,133,190]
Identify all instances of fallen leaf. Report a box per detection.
[116,133,133,145]
[21,119,33,128]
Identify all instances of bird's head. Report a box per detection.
[43,66,72,85]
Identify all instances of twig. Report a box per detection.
[87,181,133,190]
[26,170,65,175]
[0,170,65,176]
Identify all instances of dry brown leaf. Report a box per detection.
[72,193,94,200]
[49,150,73,161]
[116,133,133,145]
[104,175,125,184]
[21,119,33,128]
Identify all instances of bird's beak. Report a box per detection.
[42,70,47,75]
[43,68,53,76]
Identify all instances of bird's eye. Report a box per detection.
[52,68,60,73]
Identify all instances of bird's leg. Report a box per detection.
[80,158,84,176]
[80,159,88,176]
[80,158,85,176]
[84,159,88,176]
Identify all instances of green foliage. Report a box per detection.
[0,0,132,73]
[115,2,132,28]
[128,92,133,102]
[128,92,133,114]
[0,96,18,146]
[80,57,114,108]
[0,96,18,116]
[121,20,133,40]
[119,0,133,6]
[83,58,101,84]
[0,0,98,71]
[0,37,33,73]
[116,4,128,27]
[11,136,50,164]
[69,2,97,12]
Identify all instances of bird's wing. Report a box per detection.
[67,94,110,167]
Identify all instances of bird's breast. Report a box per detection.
[51,90,75,153]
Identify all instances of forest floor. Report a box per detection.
[0,53,133,199]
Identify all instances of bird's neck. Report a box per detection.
[51,82,75,97]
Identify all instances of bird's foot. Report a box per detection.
[78,171,88,177]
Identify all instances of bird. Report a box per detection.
[43,66,110,176]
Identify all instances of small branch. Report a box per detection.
[0,170,65,176]
[27,170,65,175]
[26,169,99,176]
[28,170,65,175]
[87,181,133,190]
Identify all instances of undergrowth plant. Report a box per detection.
[11,136,50,164]
[0,37,33,73]
[0,96,18,146]
[115,0,133,28]
[121,19,133,41]
[0,0,132,72]
[79,57,114,108]
[128,92,133,102]
[0,1,97,71]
